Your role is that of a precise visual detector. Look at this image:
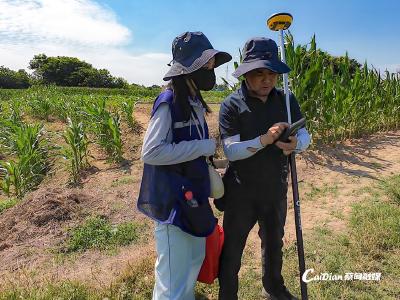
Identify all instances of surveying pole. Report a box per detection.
[267,12,309,300]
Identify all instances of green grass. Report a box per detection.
[304,182,339,201]
[63,216,146,253]
[0,256,156,300]
[330,209,345,220]
[110,176,134,187]
[104,256,155,300]
[0,197,18,214]
[379,174,400,205]
[350,199,400,252]
[282,175,400,299]
[0,281,93,300]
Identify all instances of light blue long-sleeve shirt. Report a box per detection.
[141,99,216,165]
[222,127,311,162]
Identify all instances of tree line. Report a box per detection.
[1,50,364,90]
[1,54,128,89]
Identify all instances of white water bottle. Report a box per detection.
[184,190,199,208]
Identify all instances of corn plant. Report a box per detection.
[0,161,19,197]
[107,113,123,161]
[0,101,23,154]
[85,98,124,162]
[26,94,53,121]
[9,99,23,124]
[0,151,48,198]
[0,119,13,155]
[283,33,400,143]
[121,100,141,133]
[12,123,46,156]
[24,85,67,121]
[0,122,49,197]
[121,100,134,128]
[52,95,88,123]
[62,117,91,184]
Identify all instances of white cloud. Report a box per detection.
[0,0,176,86]
[0,0,130,46]
[0,0,238,86]
[82,50,172,86]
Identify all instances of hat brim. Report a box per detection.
[163,49,232,81]
[232,59,290,78]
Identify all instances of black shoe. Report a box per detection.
[262,287,298,300]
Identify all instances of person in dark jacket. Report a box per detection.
[217,37,310,300]
[139,31,231,300]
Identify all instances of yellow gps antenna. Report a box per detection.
[267,12,309,300]
[267,12,293,31]
[267,12,293,124]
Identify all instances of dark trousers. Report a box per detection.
[218,178,288,300]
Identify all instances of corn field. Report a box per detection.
[0,86,141,195]
[285,34,400,142]
[0,35,399,197]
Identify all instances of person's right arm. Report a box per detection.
[141,103,216,165]
[219,101,287,162]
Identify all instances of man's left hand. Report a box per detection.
[275,136,297,156]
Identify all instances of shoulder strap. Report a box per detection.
[151,89,174,118]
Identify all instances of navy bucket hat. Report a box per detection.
[163,31,232,81]
[232,37,291,78]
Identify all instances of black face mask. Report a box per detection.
[189,69,216,91]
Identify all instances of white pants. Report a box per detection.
[152,223,205,300]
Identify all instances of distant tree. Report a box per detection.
[113,77,129,88]
[79,68,111,87]
[28,54,128,88]
[0,66,31,88]
[28,54,48,75]
[29,54,92,86]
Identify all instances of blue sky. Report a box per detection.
[1,0,399,86]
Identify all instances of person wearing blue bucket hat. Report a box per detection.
[232,37,291,77]
[138,31,231,300]
[217,37,310,300]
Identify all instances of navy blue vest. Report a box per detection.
[137,89,215,236]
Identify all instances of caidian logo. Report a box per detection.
[302,269,343,283]
[302,269,382,282]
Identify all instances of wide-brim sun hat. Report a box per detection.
[232,37,290,78]
[163,31,232,81]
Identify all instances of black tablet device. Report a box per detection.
[278,117,306,142]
